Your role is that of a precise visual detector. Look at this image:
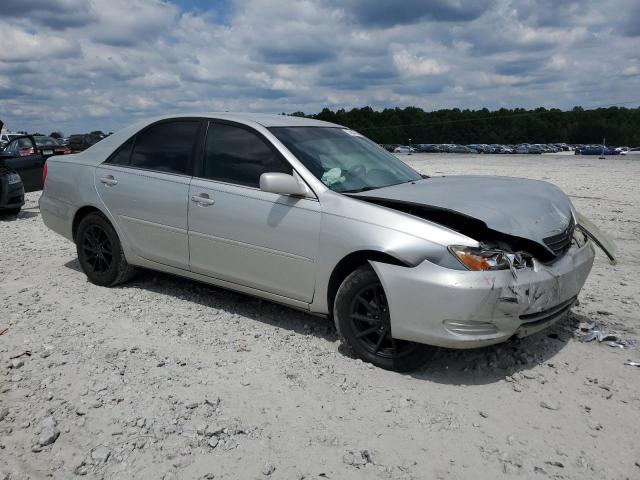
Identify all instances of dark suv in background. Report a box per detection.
[68,133,102,153]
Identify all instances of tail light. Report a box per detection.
[42,161,48,186]
[19,148,34,156]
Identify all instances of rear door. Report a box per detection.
[188,120,321,302]
[95,119,202,270]
[1,136,45,192]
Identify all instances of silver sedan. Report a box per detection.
[39,113,615,371]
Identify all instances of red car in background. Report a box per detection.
[34,136,71,157]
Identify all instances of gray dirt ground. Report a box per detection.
[1,153,639,480]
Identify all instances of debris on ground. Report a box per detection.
[261,462,276,476]
[9,350,32,359]
[624,361,640,367]
[578,322,636,349]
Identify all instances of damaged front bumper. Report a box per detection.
[371,241,596,349]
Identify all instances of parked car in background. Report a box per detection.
[467,144,486,153]
[39,113,615,371]
[527,145,542,154]
[0,122,45,214]
[0,160,25,216]
[486,144,508,154]
[34,136,71,157]
[415,144,442,153]
[575,146,620,155]
[448,145,472,153]
[393,145,415,154]
[68,134,102,153]
[626,147,640,155]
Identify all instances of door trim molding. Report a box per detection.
[189,230,313,262]
[120,215,187,234]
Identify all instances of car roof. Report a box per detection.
[58,113,344,166]
[145,112,340,128]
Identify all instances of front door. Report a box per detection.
[2,136,45,192]
[95,119,201,270]
[188,121,321,302]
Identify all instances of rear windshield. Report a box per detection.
[35,137,58,146]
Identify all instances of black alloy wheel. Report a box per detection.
[82,224,113,274]
[75,212,136,286]
[334,265,435,372]
[349,283,415,359]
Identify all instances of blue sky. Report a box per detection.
[1,0,639,134]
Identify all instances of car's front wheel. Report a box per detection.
[76,212,135,287]
[334,265,434,372]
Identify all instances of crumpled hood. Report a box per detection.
[352,175,575,249]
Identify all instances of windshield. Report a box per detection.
[35,137,57,146]
[269,127,422,193]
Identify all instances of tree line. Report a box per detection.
[289,106,640,146]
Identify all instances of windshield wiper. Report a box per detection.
[341,186,379,194]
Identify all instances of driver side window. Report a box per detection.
[202,123,292,188]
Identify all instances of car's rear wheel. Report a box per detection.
[76,212,135,286]
[334,265,434,372]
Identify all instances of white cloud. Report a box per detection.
[0,26,80,61]
[0,0,638,134]
[392,49,449,77]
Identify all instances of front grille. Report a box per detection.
[543,216,575,256]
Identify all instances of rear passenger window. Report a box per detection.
[107,138,134,165]
[203,123,292,187]
[129,121,199,174]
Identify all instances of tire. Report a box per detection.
[0,207,21,216]
[333,265,435,372]
[75,212,136,287]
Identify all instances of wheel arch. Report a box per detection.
[327,250,407,315]
[72,205,108,242]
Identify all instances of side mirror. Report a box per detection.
[259,172,311,197]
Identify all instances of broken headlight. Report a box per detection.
[572,228,588,248]
[448,246,511,271]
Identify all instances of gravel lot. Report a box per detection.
[1,153,639,479]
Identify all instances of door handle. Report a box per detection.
[191,194,215,206]
[100,175,118,186]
